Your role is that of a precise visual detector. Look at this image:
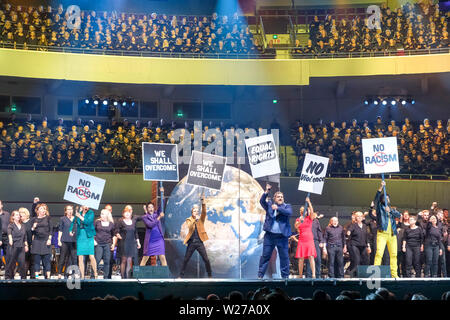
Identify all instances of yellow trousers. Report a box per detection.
[374,220,398,278]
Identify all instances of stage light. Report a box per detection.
[122,101,127,107]
[113,100,118,106]
[364,99,369,105]
[11,104,17,112]
[93,99,99,105]
[374,98,380,105]
[391,99,396,106]
[103,99,108,106]
[382,99,387,106]
[85,99,90,104]
[131,101,135,107]
[273,35,278,39]
[400,98,407,105]
[272,99,278,104]
[411,99,415,105]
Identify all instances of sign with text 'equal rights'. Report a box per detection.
[63,169,106,210]
[142,142,179,181]
[186,151,226,191]
[298,153,329,194]
[244,134,281,179]
[362,137,399,174]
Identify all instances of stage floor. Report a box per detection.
[0,278,448,300]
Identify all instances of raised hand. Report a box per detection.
[265,184,272,193]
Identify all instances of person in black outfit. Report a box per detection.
[94,209,116,279]
[31,203,52,279]
[115,205,141,279]
[402,215,424,277]
[324,217,346,278]
[57,205,77,279]
[346,211,370,276]
[179,195,212,278]
[19,207,33,278]
[0,200,10,270]
[306,215,324,278]
[424,215,443,277]
[5,211,28,279]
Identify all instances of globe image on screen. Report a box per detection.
[164,166,266,278]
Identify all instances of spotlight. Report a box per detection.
[391,98,396,106]
[382,99,387,106]
[374,98,380,105]
[400,98,407,105]
[103,99,108,106]
[113,100,118,106]
[364,99,369,105]
[272,99,278,104]
[411,98,415,105]
[84,99,90,104]
[93,99,99,105]
[122,101,127,107]
[131,101,135,107]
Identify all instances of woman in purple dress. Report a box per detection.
[140,187,167,266]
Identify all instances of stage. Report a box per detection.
[0,278,448,300]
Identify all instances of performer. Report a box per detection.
[31,203,52,279]
[306,214,325,278]
[94,209,116,279]
[295,197,317,278]
[324,217,346,278]
[19,207,33,278]
[346,211,371,276]
[424,215,442,277]
[257,184,292,279]
[402,215,424,277]
[140,187,167,266]
[5,211,28,279]
[70,206,98,279]
[371,180,401,278]
[0,200,10,270]
[57,205,77,279]
[179,194,212,278]
[115,205,141,279]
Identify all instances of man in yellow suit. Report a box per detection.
[369,180,401,278]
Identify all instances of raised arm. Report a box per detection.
[200,201,207,222]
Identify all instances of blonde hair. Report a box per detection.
[99,209,114,223]
[18,207,30,220]
[191,204,199,213]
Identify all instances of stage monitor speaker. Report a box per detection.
[357,265,391,278]
[133,266,171,279]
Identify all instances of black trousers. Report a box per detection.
[179,241,211,277]
[425,243,440,277]
[57,242,77,275]
[95,243,112,279]
[327,245,344,278]
[5,246,26,279]
[350,245,368,274]
[405,245,421,277]
[24,251,33,277]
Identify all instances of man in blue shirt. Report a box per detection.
[258,184,293,279]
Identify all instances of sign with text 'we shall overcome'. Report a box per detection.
[245,134,281,179]
[298,153,329,195]
[63,169,106,210]
[187,151,226,191]
[142,142,179,181]
[362,137,399,174]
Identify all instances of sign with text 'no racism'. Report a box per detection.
[142,142,179,181]
[245,134,281,179]
[298,153,329,194]
[187,151,226,191]
[63,169,106,210]
[362,137,399,174]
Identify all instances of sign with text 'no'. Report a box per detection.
[187,151,226,191]
[63,169,106,210]
[142,142,179,181]
[245,134,281,179]
[298,153,329,194]
[362,137,399,174]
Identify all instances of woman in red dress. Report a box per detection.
[295,197,317,278]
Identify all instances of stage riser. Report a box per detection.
[0,280,448,300]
